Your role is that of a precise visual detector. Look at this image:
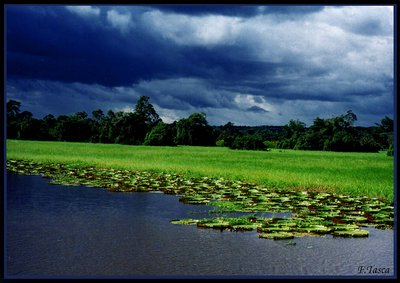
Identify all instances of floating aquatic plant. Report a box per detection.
[6,159,394,240]
[332,229,369,238]
[259,232,295,240]
[170,219,199,225]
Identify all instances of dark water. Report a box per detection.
[5,173,395,278]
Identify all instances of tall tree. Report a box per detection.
[6,100,22,138]
[41,114,57,140]
[128,96,162,144]
[90,109,105,142]
[144,121,176,146]
[376,116,394,133]
[216,122,237,147]
[175,112,215,146]
[135,96,161,127]
[277,119,306,149]
[6,99,21,119]
[374,115,394,150]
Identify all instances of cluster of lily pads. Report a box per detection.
[171,215,372,239]
[7,159,394,240]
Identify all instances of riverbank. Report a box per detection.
[6,174,394,276]
[6,158,394,239]
[6,139,394,201]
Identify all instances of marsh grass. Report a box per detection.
[6,139,394,201]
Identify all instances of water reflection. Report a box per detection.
[5,173,395,278]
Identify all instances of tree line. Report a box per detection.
[6,96,394,155]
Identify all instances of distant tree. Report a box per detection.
[374,116,394,150]
[327,111,363,152]
[6,99,21,119]
[90,109,105,142]
[358,133,381,152]
[342,110,357,128]
[387,142,394,156]
[277,119,306,149]
[18,110,33,120]
[113,112,141,145]
[135,96,161,127]
[52,112,93,142]
[175,117,189,145]
[216,121,237,147]
[175,112,215,146]
[53,115,68,141]
[118,96,163,144]
[5,100,389,154]
[40,114,57,140]
[6,100,22,138]
[99,110,118,143]
[375,116,393,133]
[71,112,93,142]
[277,111,380,152]
[328,130,358,152]
[144,121,176,146]
[230,134,267,150]
[17,117,42,140]
[6,100,44,140]
[92,109,105,123]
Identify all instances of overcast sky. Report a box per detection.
[5,4,394,126]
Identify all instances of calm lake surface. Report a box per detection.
[5,173,395,278]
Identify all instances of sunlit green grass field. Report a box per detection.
[6,140,394,202]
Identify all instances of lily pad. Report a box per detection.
[333,229,369,238]
[6,159,394,241]
[170,219,199,225]
[259,232,294,240]
[342,216,368,223]
[231,224,259,231]
[197,218,231,229]
[298,225,331,234]
[331,224,360,231]
[257,226,293,233]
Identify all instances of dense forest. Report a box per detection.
[6,96,394,155]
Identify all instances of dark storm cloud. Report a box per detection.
[6,5,184,86]
[6,78,144,118]
[147,4,261,17]
[263,6,324,14]
[5,5,394,126]
[177,46,282,83]
[132,78,239,110]
[6,5,295,88]
[350,18,387,36]
[6,5,271,88]
[247,106,269,113]
[148,4,324,17]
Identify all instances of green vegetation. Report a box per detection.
[6,97,394,152]
[6,156,393,240]
[277,112,393,153]
[6,97,394,241]
[6,140,394,201]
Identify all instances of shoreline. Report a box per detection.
[6,158,394,240]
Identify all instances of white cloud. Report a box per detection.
[106,9,133,33]
[65,6,100,17]
[142,10,242,46]
[7,6,394,127]
[230,8,393,105]
[141,6,393,83]
[234,94,274,112]
[116,105,135,113]
[313,6,393,36]
[155,108,185,124]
